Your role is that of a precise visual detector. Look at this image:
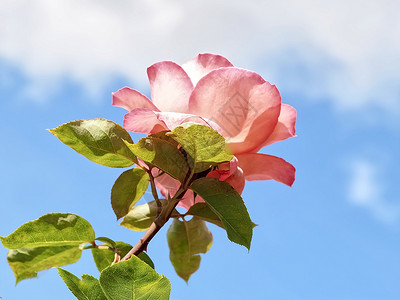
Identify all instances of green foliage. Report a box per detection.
[49,118,137,168]
[190,177,253,250]
[1,213,95,249]
[126,132,189,182]
[91,240,154,273]
[8,246,83,283]
[167,218,213,282]
[111,168,150,219]
[58,268,107,300]
[186,203,224,229]
[95,237,117,248]
[1,120,263,298]
[136,252,155,269]
[1,213,96,283]
[91,241,132,272]
[120,199,169,231]
[99,255,171,300]
[168,124,233,173]
[186,203,257,230]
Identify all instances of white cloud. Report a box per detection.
[348,159,399,223]
[0,0,399,111]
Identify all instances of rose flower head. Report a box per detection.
[113,53,296,209]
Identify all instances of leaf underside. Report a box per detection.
[189,177,253,250]
[111,168,150,219]
[167,217,213,282]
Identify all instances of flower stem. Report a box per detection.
[121,186,187,261]
[122,160,201,261]
[147,168,162,217]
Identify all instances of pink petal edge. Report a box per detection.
[123,109,223,135]
[182,53,234,86]
[147,61,194,113]
[208,166,245,194]
[236,153,295,187]
[256,104,297,150]
[123,109,169,134]
[112,87,159,112]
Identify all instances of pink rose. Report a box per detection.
[113,53,296,209]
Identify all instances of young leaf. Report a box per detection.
[128,132,189,182]
[49,118,137,168]
[168,124,233,172]
[186,203,224,229]
[91,241,132,272]
[95,237,116,248]
[120,199,168,231]
[99,255,170,300]
[92,241,155,272]
[189,177,253,250]
[58,268,106,300]
[111,168,150,219]
[8,246,82,283]
[167,218,213,282]
[0,213,95,249]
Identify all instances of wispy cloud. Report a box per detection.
[348,159,399,224]
[1,0,399,112]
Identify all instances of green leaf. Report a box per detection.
[111,168,150,219]
[1,213,95,283]
[189,177,253,250]
[92,241,155,272]
[1,213,95,249]
[168,124,233,173]
[95,237,116,248]
[127,132,189,181]
[58,268,106,300]
[120,199,168,231]
[186,204,257,232]
[49,118,137,168]
[91,241,132,272]
[167,218,213,282]
[186,203,224,229]
[137,252,155,270]
[99,255,170,300]
[8,246,82,283]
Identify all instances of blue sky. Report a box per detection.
[1,1,399,299]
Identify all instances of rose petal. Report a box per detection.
[236,153,295,187]
[182,53,234,86]
[153,171,198,210]
[177,190,199,210]
[123,109,169,134]
[112,87,159,112]
[212,156,239,181]
[147,61,194,113]
[208,166,245,194]
[123,108,222,135]
[153,170,180,198]
[256,104,297,150]
[189,68,281,154]
[154,112,221,132]
[225,167,245,194]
